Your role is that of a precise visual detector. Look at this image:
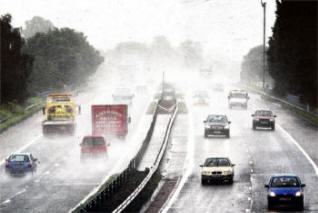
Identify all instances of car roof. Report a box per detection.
[206,157,230,160]
[11,153,30,156]
[271,174,299,178]
[84,135,104,138]
[208,114,227,117]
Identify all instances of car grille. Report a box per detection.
[212,171,222,175]
[259,119,269,124]
[211,126,223,129]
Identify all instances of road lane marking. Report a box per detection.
[277,124,318,176]
[0,188,26,206]
[0,135,42,166]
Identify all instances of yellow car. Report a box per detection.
[200,157,235,184]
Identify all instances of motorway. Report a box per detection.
[0,66,154,213]
[161,87,318,213]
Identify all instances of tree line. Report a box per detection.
[241,1,317,107]
[0,14,104,104]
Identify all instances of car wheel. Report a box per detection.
[298,200,304,210]
[271,124,275,131]
[226,131,230,138]
[267,200,274,210]
[201,178,207,185]
[204,131,208,138]
[252,123,256,130]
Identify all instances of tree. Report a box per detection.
[23,16,55,38]
[0,14,33,103]
[179,40,203,68]
[240,45,272,85]
[267,0,317,106]
[23,28,104,94]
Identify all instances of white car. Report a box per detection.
[228,89,249,109]
[200,157,235,184]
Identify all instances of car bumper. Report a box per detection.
[254,121,274,127]
[205,128,229,135]
[268,195,303,205]
[201,174,233,181]
[6,168,33,175]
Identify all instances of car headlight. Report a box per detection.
[223,170,232,175]
[202,171,210,175]
[205,124,210,128]
[269,191,276,197]
[224,124,229,129]
[295,191,302,197]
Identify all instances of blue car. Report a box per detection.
[5,153,38,176]
[265,175,305,210]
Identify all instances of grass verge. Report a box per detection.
[0,97,45,133]
[178,101,188,114]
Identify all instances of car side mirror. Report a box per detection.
[274,115,277,117]
[265,184,269,188]
[199,164,203,167]
[203,120,207,123]
[227,96,230,99]
[228,121,231,124]
[301,184,306,187]
[251,114,254,117]
[33,158,38,161]
[231,163,235,167]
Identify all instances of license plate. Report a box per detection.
[15,164,23,168]
[213,131,221,134]
[279,197,291,201]
[260,121,268,124]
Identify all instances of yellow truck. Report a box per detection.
[42,93,80,135]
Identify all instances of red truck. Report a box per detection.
[91,104,130,139]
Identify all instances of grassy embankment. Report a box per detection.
[0,97,45,133]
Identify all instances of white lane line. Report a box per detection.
[277,124,318,176]
[0,135,42,166]
[161,98,195,213]
[0,188,26,206]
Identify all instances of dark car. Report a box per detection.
[252,110,276,130]
[204,114,231,138]
[5,153,38,176]
[80,136,107,160]
[265,175,305,210]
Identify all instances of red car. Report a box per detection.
[80,136,107,160]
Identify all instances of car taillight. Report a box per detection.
[5,162,10,168]
[28,163,32,168]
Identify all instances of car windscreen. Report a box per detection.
[207,115,227,123]
[9,155,30,162]
[255,110,272,117]
[83,137,105,146]
[271,177,300,187]
[194,91,208,98]
[230,93,247,98]
[204,158,230,167]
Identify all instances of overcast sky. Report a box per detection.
[0,0,276,61]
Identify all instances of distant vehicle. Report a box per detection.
[5,153,38,176]
[204,114,231,138]
[135,85,148,94]
[80,136,107,160]
[200,157,235,184]
[193,90,210,105]
[42,93,81,135]
[212,83,224,92]
[91,104,130,139]
[265,175,305,210]
[252,110,276,130]
[112,87,134,105]
[228,89,249,109]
